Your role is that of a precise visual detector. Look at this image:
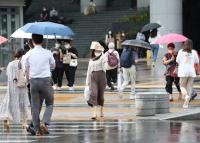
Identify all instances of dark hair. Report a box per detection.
[64,39,72,44]
[14,48,24,59]
[90,49,95,59]
[183,39,193,53]
[32,34,43,44]
[150,29,158,38]
[167,43,175,49]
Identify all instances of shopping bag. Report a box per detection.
[117,71,123,91]
[84,86,90,101]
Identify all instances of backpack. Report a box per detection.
[17,60,26,88]
[107,50,118,67]
[120,47,133,68]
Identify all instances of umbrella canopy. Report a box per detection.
[20,22,75,37]
[0,36,8,45]
[141,23,161,33]
[11,28,73,40]
[155,33,188,44]
[121,39,151,50]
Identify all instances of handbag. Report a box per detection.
[17,61,26,87]
[70,59,78,67]
[63,53,71,64]
[84,86,90,101]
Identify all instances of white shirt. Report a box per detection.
[176,49,199,77]
[26,45,55,79]
[86,54,106,85]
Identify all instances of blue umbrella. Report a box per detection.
[20,22,75,37]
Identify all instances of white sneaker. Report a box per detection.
[69,87,74,91]
[183,96,190,109]
[57,87,62,91]
[53,85,57,90]
[130,95,135,100]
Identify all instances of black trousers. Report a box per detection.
[165,76,181,94]
[52,67,63,87]
[62,64,77,87]
[106,68,118,87]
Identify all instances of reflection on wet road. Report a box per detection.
[0,120,200,143]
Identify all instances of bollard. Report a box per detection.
[135,94,156,116]
[155,93,169,114]
[146,50,151,66]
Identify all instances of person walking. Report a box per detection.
[26,34,55,136]
[86,41,107,120]
[148,29,160,67]
[104,42,120,90]
[119,46,138,100]
[61,40,78,91]
[163,43,182,101]
[176,40,199,108]
[0,48,29,132]
[52,42,63,90]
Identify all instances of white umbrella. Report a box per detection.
[10,28,73,40]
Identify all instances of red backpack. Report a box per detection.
[108,50,118,67]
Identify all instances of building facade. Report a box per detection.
[0,0,24,66]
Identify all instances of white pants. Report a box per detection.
[121,65,136,96]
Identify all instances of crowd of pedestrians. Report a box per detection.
[0,26,200,136]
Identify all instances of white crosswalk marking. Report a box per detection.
[0,121,123,142]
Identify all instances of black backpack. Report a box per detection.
[120,47,133,68]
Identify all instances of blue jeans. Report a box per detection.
[151,44,159,62]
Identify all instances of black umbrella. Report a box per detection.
[141,23,161,33]
[121,39,151,50]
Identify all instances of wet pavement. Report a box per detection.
[1,120,200,143]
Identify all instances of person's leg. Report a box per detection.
[180,77,188,97]
[111,67,118,84]
[153,45,159,62]
[52,68,58,87]
[30,79,42,133]
[41,78,54,125]
[165,76,173,101]
[68,66,77,87]
[57,68,63,88]
[40,78,54,134]
[186,77,194,98]
[97,71,106,117]
[174,77,182,100]
[106,70,112,88]
[121,68,130,91]
[129,65,136,99]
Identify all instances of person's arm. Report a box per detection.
[163,56,174,65]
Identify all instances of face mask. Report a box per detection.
[65,44,70,49]
[55,43,60,48]
[168,50,173,54]
[94,52,101,57]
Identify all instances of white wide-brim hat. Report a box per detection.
[90,41,104,52]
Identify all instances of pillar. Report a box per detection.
[80,0,107,13]
[137,0,150,8]
[150,0,183,58]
